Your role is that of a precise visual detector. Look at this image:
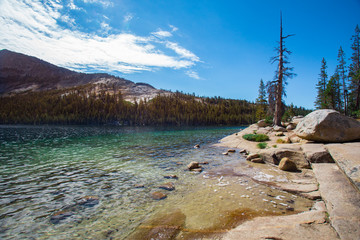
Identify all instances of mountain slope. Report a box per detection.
[0,49,167,101]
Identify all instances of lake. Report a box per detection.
[0,125,312,239]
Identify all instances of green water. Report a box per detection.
[0,125,246,239]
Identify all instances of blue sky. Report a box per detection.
[0,0,359,109]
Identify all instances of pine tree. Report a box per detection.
[270,13,296,126]
[337,47,348,114]
[349,24,360,114]
[255,79,267,120]
[325,71,341,110]
[315,58,328,109]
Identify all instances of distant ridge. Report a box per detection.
[0,49,168,101]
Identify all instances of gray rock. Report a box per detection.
[278,157,298,172]
[255,128,270,135]
[251,158,264,163]
[275,132,284,136]
[289,134,302,143]
[279,136,291,144]
[301,144,334,163]
[291,116,304,125]
[295,109,360,142]
[257,119,268,127]
[313,163,360,240]
[246,153,260,161]
[273,125,287,132]
[286,123,296,130]
[326,143,360,191]
[262,147,310,169]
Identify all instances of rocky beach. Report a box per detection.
[215,109,360,240]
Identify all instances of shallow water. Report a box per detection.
[0,125,313,240]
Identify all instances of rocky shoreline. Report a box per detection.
[216,109,360,240]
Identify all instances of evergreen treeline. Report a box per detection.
[255,79,311,123]
[315,25,360,117]
[0,85,257,126]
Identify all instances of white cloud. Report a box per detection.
[165,41,200,62]
[60,14,76,28]
[123,13,133,23]
[81,0,113,8]
[100,21,111,33]
[0,0,200,74]
[186,70,201,80]
[169,24,178,32]
[68,0,81,10]
[152,29,172,38]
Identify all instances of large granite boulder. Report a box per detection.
[295,109,360,142]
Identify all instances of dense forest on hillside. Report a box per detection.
[0,85,259,126]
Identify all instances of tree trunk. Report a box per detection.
[274,15,284,126]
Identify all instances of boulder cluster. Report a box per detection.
[244,109,360,172]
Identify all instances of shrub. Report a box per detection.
[265,116,273,124]
[276,138,286,144]
[243,134,269,142]
[257,142,267,149]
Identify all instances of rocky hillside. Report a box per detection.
[0,49,168,102]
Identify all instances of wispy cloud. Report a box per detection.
[123,13,133,23]
[68,0,81,10]
[81,0,113,8]
[165,41,200,62]
[0,0,200,74]
[186,70,201,80]
[152,29,172,38]
[169,24,178,32]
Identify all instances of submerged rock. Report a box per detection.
[187,161,200,170]
[151,191,167,200]
[159,182,175,191]
[164,175,178,179]
[278,157,298,172]
[50,210,74,224]
[295,109,360,142]
[191,168,203,173]
[127,210,185,239]
[77,196,100,207]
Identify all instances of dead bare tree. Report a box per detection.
[270,12,296,126]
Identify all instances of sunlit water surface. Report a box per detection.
[0,125,312,239]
